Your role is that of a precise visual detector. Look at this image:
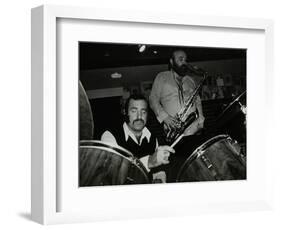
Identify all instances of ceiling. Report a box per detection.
[79,42,246,70]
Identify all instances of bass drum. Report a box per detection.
[176,135,246,182]
[79,141,150,186]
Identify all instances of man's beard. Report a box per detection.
[172,63,189,77]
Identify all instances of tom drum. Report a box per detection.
[176,135,246,182]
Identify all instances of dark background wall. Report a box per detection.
[79,43,246,142]
[80,58,246,91]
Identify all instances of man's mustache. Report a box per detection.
[133,119,145,124]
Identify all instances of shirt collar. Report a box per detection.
[123,122,151,145]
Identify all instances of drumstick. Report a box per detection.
[170,134,184,148]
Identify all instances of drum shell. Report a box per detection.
[166,135,208,182]
[79,145,149,186]
[177,135,246,182]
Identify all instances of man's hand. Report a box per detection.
[148,145,175,169]
[163,115,179,131]
[152,171,167,183]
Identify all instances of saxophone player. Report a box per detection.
[149,49,205,140]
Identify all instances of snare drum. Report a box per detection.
[79,141,150,186]
[176,135,246,182]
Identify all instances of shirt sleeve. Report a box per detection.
[149,74,169,123]
[100,130,118,145]
[139,138,158,172]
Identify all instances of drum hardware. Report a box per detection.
[227,137,244,157]
[225,136,246,166]
[200,155,221,180]
[200,155,213,169]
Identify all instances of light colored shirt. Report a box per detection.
[149,70,205,135]
[101,122,158,171]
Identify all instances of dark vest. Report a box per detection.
[107,124,157,159]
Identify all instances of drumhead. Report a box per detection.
[80,140,134,158]
[79,142,149,186]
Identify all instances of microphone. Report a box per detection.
[186,63,207,76]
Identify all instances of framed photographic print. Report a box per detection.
[31,5,274,225]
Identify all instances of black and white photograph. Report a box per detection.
[79,42,247,186]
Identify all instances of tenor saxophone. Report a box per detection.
[166,73,207,143]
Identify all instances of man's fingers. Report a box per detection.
[161,158,169,164]
[160,145,175,154]
[157,151,170,164]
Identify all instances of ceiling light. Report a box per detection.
[138,44,146,53]
[111,72,122,79]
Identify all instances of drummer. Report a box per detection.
[101,94,175,182]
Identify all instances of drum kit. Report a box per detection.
[79,80,247,186]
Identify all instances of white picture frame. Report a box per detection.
[31,5,274,225]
